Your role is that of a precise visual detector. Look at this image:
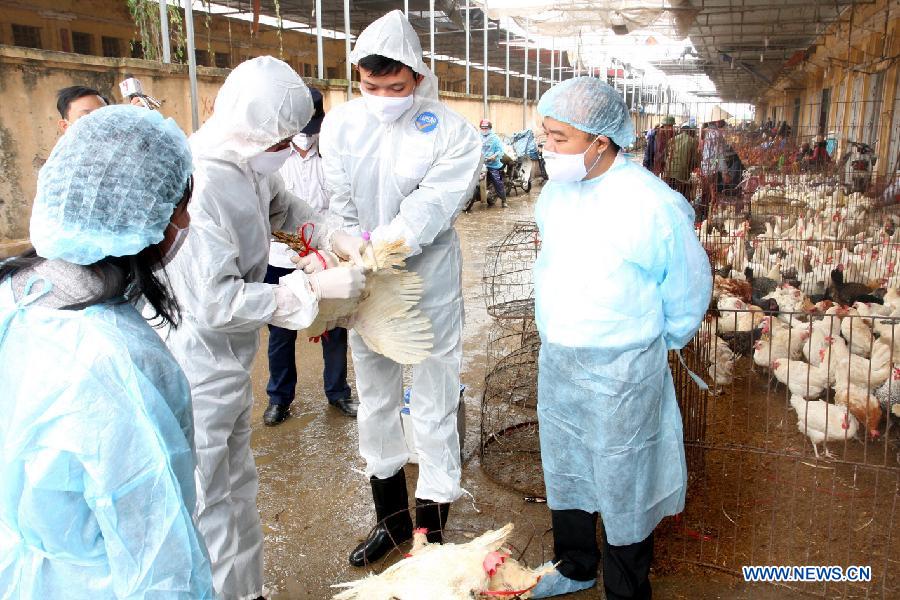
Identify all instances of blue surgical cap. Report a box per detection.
[537,76,636,148]
[30,105,193,265]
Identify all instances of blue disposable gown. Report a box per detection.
[533,154,711,546]
[0,278,214,598]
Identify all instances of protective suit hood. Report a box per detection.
[190,56,313,165]
[349,9,439,100]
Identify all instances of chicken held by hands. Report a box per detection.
[274,232,434,364]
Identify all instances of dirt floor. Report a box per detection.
[246,181,887,599]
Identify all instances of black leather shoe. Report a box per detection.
[329,397,358,417]
[349,524,411,567]
[263,403,289,426]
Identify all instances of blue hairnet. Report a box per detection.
[537,77,636,148]
[30,105,193,265]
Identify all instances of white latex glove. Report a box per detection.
[308,266,365,300]
[330,231,371,267]
[291,249,339,273]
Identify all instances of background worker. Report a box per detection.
[263,87,356,425]
[479,119,508,207]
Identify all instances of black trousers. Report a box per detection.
[551,509,654,600]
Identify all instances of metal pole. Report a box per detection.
[183,0,198,131]
[549,37,554,85]
[535,40,540,98]
[482,2,488,116]
[465,3,470,94]
[523,28,528,129]
[505,29,510,97]
[315,0,323,79]
[344,0,351,100]
[159,0,171,63]
[404,0,409,16]
[429,0,435,72]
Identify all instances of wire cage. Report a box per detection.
[664,299,900,597]
[479,319,544,498]
[482,221,541,322]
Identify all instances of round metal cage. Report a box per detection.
[482,221,541,323]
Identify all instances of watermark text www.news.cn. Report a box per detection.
[742,565,872,583]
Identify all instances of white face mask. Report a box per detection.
[157,222,189,269]
[248,147,292,174]
[360,89,414,123]
[543,136,605,183]
[293,133,318,151]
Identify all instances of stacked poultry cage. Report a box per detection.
[668,190,900,597]
[479,221,545,497]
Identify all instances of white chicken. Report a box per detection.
[832,340,892,389]
[715,296,765,333]
[760,316,809,359]
[332,524,554,600]
[789,395,859,459]
[802,309,844,365]
[273,234,434,364]
[771,358,830,399]
[839,310,875,358]
[762,284,813,322]
[704,331,735,388]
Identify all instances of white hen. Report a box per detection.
[332,524,553,600]
[789,395,859,459]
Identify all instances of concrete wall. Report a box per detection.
[0,45,539,253]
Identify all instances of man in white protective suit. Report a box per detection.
[317,10,481,567]
[162,56,369,599]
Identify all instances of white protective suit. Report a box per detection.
[320,10,481,503]
[162,57,340,599]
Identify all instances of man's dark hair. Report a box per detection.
[357,54,418,79]
[56,85,106,119]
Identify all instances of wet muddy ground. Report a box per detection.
[247,183,812,599]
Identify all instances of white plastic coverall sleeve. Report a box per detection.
[161,56,318,600]
[164,166,332,334]
[0,278,214,599]
[320,9,481,504]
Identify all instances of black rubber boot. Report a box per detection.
[414,497,450,544]
[349,469,413,566]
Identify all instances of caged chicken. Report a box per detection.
[332,523,555,600]
[273,231,433,364]
[790,394,859,459]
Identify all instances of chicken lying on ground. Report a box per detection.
[273,232,433,364]
[790,394,859,459]
[332,524,555,600]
